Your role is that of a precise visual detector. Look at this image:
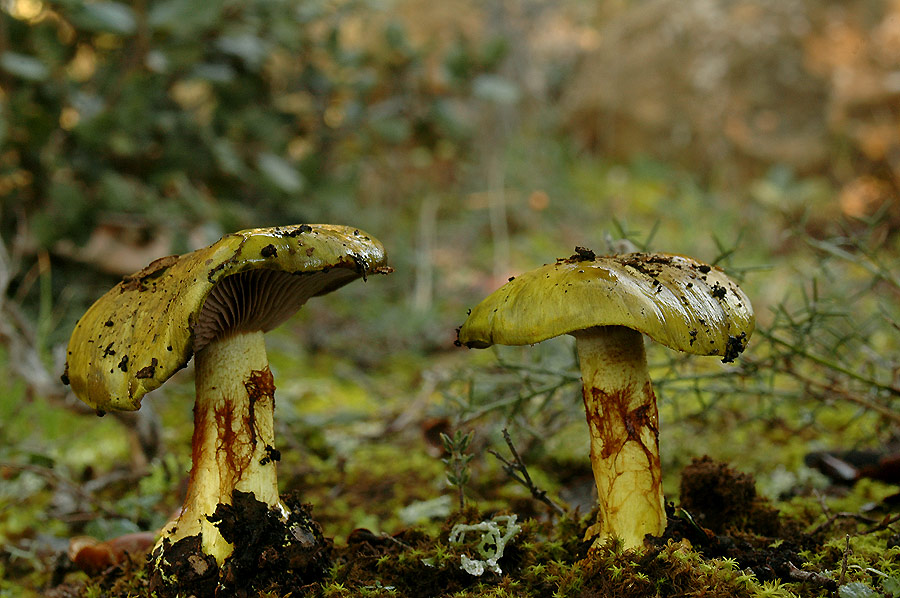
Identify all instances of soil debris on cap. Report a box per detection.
[570,246,596,261]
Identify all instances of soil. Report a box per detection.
[43,456,893,597]
[651,457,813,586]
[149,490,331,597]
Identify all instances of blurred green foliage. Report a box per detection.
[2,1,900,596]
[0,0,526,357]
[1,0,507,250]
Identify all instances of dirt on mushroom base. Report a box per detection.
[46,456,897,598]
[46,492,329,598]
[150,490,331,597]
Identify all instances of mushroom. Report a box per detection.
[457,249,754,549]
[63,224,389,578]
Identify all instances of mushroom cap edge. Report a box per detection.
[457,252,755,361]
[64,224,388,412]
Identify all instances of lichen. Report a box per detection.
[449,514,521,576]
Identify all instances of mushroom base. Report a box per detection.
[574,325,665,550]
[149,491,331,597]
[151,331,288,574]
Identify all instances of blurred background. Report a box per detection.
[1,0,899,592]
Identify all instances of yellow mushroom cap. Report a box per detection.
[64,224,389,412]
[458,250,754,361]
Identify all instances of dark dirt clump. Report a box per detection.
[214,490,330,594]
[148,535,218,597]
[679,455,763,534]
[652,456,813,585]
[149,490,330,598]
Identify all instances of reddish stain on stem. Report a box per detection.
[586,382,659,463]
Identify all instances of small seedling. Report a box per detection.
[440,429,474,510]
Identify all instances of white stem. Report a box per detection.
[156,330,285,564]
[573,325,665,549]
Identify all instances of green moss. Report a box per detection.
[34,479,900,598]
[554,540,761,598]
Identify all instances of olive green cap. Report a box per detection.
[458,249,754,361]
[64,224,389,412]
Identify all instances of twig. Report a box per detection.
[805,488,900,540]
[786,561,837,591]
[805,236,900,291]
[804,492,884,538]
[815,489,831,517]
[411,195,438,313]
[860,513,900,535]
[492,358,581,382]
[488,428,565,516]
[839,534,850,585]
[790,370,900,426]
[379,532,412,550]
[759,329,900,397]
[0,461,123,520]
[462,380,573,423]
[805,511,880,538]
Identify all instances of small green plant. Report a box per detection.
[440,430,475,511]
[838,582,880,598]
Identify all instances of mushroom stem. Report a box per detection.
[573,325,665,549]
[157,330,287,564]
